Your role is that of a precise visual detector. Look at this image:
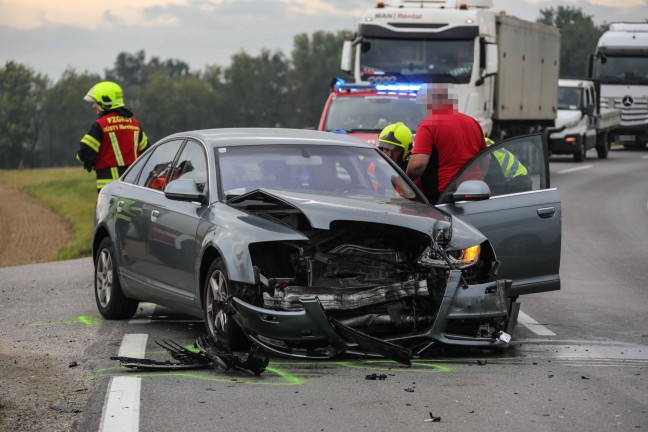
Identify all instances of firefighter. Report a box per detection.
[485,137,533,193]
[77,81,148,192]
[377,122,412,171]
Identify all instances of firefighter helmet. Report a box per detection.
[83,81,125,111]
[377,122,413,161]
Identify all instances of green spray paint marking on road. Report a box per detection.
[31,315,100,327]
[92,366,302,386]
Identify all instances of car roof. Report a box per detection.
[160,127,373,149]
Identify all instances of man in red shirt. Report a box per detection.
[406,83,486,204]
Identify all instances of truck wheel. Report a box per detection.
[596,132,610,159]
[573,138,586,162]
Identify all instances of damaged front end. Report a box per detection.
[225,193,519,365]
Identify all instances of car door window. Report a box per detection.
[439,134,548,202]
[137,140,184,190]
[122,152,150,185]
[168,140,208,193]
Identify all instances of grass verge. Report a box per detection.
[0,167,97,260]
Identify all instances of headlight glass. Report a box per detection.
[418,244,481,269]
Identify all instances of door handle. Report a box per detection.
[537,207,555,218]
[151,210,159,222]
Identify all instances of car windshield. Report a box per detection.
[324,96,422,132]
[217,144,420,203]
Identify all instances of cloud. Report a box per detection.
[2,0,647,81]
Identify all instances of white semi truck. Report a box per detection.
[339,0,560,139]
[587,23,648,149]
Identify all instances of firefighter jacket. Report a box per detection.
[77,109,148,190]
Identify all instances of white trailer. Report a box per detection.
[587,23,648,148]
[340,0,560,138]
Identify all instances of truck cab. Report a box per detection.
[588,23,648,148]
[339,0,559,139]
[548,79,621,162]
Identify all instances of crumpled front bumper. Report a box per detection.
[229,270,517,365]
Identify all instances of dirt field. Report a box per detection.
[0,183,73,268]
[0,184,84,431]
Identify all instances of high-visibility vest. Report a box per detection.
[80,112,148,189]
[485,138,527,180]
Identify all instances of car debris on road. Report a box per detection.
[111,336,269,376]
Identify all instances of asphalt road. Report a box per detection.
[1,146,647,432]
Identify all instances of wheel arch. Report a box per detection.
[92,225,111,263]
[199,246,223,309]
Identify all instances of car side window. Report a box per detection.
[168,140,208,193]
[440,133,548,203]
[122,152,150,185]
[137,140,184,190]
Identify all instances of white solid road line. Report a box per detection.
[556,165,592,174]
[517,310,556,336]
[99,334,148,432]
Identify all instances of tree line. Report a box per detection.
[0,7,608,170]
[0,30,352,169]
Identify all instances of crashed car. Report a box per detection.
[93,128,561,364]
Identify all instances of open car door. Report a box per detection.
[437,133,561,297]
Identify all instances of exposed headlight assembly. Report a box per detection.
[418,244,481,269]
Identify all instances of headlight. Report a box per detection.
[418,244,481,269]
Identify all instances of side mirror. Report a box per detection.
[476,44,498,86]
[484,43,498,76]
[452,180,491,202]
[584,103,595,117]
[340,40,353,73]
[164,178,205,203]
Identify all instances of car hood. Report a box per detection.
[227,189,486,250]
[555,110,583,129]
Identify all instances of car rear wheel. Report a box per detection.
[203,259,248,350]
[95,237,138,319]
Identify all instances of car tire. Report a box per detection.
[596,132,609,159]
[573,137,586,162]
[203,258,249,350]
[95,237,138,319]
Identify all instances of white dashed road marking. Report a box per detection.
[517,311,556,336]
[557,165,592,174]
[99,334,148,432]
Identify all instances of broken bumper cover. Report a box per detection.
[230,270,516,364]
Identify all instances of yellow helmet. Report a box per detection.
[377,122,413,161]
[83,81,125,111]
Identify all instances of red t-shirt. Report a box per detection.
[412,106,485,202]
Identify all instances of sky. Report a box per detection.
[1,0,647,82]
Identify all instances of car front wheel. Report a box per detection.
[203,259,248,350]
[95,237,138,319]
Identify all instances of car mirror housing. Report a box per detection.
[164,178,205,203]
[452,180,491,202]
